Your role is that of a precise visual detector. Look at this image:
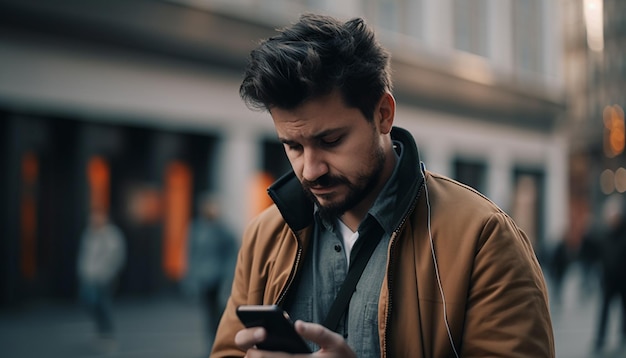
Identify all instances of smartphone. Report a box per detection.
[236,305,312,354]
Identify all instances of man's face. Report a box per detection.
[271,91,388,220]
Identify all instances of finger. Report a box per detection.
[294,320,343,349]
[245,349,296,358]
[235,327,267,351]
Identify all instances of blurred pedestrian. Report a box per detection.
[577,227,602,300]
[548,234,573,306]
[594,194,626,353]
[549,227,600,306]
[76,208,127,346]
[184,192,238,354]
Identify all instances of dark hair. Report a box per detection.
[239,13,392,121]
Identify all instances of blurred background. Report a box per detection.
[0,0,624,357]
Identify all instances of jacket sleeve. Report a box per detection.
[461,212,555,357]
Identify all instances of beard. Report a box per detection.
[301,144,386,222]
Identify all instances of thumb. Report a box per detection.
[294,321,344,350]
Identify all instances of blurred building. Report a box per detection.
[562,0,626,250]
[0,0,567,306]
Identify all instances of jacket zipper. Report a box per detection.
[275,229,304,306]
[383,181,424,358]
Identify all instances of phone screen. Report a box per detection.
[236,305,312,353]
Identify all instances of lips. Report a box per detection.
[309,185,336,197]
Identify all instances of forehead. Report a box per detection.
[270,92,365,138]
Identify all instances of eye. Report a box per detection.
[321,136,342,147]
[284,142,303,152]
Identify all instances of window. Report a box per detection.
[363,0,424,40]
[453,0,488,56]
[511,169,545,250]
[453,157,487,193]
[512,0,543,73]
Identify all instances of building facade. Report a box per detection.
[562,0,626,253]
[0,0,566,305]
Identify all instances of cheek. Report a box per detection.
[285,152,303,174]
[342,142,374,169]
[328,152,366,179]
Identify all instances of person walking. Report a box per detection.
[212,14,554,358]
[594,194,626,353]
[76,208,126,346]
[185,193,238,354]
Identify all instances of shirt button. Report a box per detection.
[334,244,342,252]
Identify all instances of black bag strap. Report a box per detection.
[323,222,384,332]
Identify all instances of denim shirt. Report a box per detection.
[284,141,413,357]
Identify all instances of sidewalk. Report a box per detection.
[0,294,208,358]
[549,264,625,358]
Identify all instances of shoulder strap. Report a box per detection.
[323,222,384,332]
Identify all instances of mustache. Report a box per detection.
[301,174,349,190]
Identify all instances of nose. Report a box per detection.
[301,148,328,183]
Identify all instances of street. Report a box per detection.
[0,265,624,358]
[0,294,208,358]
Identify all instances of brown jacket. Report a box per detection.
[212,129,554,357]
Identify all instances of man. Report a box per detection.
[212,13,554,357]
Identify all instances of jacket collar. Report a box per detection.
[267,126,424,232]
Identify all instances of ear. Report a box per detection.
[376,92,395,134]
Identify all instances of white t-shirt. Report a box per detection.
[337,219,360,266]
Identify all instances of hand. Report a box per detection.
[234,320,357,358]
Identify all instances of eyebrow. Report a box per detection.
[278,127,346,145]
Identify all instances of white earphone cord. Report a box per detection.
[425,180,460,358]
